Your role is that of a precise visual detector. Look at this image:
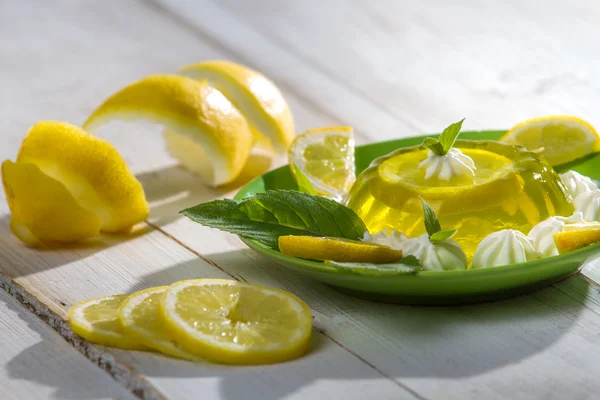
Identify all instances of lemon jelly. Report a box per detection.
[346,140,574,260]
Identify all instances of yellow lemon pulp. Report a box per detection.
[160,279,312,365]
[179,60,295,152]
[83,74,253,187]
[347,140,573,261]
[118,287,198,361]
[554,223,600,253]
[68,295,147,350]
[288,127,355,201]
[501,116,600,166]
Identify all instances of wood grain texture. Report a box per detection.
[0,290,135,400]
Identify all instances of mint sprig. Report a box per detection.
[328,256,422,275]
[181,191,367,249]
[423,118,465,156]
[420,198,456,243]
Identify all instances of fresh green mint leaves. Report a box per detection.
[423,118,465,156]
[181,190,367,249]
[420,198,456,243]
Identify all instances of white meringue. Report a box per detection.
[472,229,539,269]
[418,148,476,182]
[361,228,407,249]
[528,212,586,257]
[560,170,598,198]
[573,189,600,222]
[395,233,467,271]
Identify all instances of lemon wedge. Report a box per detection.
[83,74,253,187]
[554,223,600,253]
[68,295,147,350]
[278,236,404,263]
[160,279,312,365]
[179,61,295,151]
[500,116,600,166]
[288,127,355,201]
[118,287,198,361]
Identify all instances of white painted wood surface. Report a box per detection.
[2,0,600,399]
[0,290,135,400]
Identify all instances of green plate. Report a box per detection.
[234,130,600,305]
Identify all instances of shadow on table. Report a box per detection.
[124,249,592,400]
[3,297,130,399]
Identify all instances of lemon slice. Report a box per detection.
[278,236,404,263]
[500,116,600,166]
[288,127,355,201]
[118,287,198,361]
[68,295,147,350]
[83,74,253,187]
[179,61,295,152]
[14,121,148,233]
[1,160,101,245]
[160,279,312,365]
[554,223,600,253]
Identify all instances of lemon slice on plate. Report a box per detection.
[554,223,600,253]
[288,127,355,201]
[83,74,253,187]
[500,116,600,166]
[160,279,312,365]
[278,236,404,263]
[118,287,198,361]
[68,295,147,350]
[179,60,295,151]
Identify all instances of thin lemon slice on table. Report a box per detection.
[500,116,600,166]
[118,286,198,361]
[161,279,312,365]
[15,121,148,233]
[554,223,600,253]
[278,236,404,263]
[1,161,101,245]
[68,295,147,350]
[289,127,355,201]
[179,60,295,152]
[83,74,253,187]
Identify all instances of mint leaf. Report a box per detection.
[181,191,367,248]
[439,118,465,154]
[430,229,457,243]
[421,198,441,236]
[293,164,317,195]
[423,137,445,156]
[328,257,421,275]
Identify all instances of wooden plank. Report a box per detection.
[0,289,135,400]
[0,1,411,399]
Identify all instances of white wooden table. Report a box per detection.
[2,1,600,399]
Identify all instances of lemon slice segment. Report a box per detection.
[288,127,355,201]
[500,116,600,166]
[554,223,600,253]
[83,74,253,186]
[15,121,148,233]
[1,160,101,245]
[68,295,147,350]
[118,287,198,361]
[160,279,312,365]
[278,236,403,263]
[179,61,295,151]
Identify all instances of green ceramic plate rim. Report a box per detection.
[234,130,600,278]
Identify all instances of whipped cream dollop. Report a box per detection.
[395,233,467,271]
[361,228,407,249]
[528,212,586,257]
[472,229,540,269]
[573,189,600,222]
[418,148,476,181]
[560,170,598,198]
